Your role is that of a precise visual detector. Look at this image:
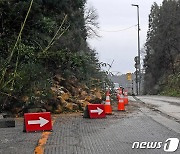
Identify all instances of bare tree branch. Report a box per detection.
[84,5,100,38]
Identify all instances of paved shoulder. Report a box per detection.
[136,95,180,120]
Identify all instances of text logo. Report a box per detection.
[164,138,179,152]
[132,142,162,149]
[132,138,179,152]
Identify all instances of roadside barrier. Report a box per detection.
[23,112,52,132]
[0,118,15,128]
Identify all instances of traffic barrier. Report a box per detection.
[124,90,129,105]
[104,90,112,114]
[118,94,125,111]
[88,104,106,119]
[0,118,15,128]
[24,112,52,132]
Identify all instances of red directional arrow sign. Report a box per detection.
[24,112,52,132]
[88,104,106,119]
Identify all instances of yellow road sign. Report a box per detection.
[126,73,132,81]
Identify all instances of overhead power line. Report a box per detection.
[99,24,137,32]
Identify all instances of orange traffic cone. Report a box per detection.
[124,90,129,105]
[104,90,112,114]
[117,93,120,100]
[118,94,125,111]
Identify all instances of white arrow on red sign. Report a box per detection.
[28,117,49,127]
[90,107,103,115]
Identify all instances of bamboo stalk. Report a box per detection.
[0,0,34,87]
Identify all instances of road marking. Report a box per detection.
[34,117,56,154]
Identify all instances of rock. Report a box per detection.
[64,103,73,111]
[0,114,3,119]
[61,87,69,93]
[76,100,90,110]
[81,100,90,107]
[50,85,65,96]
[43,104,53,111]
[34,90,41,95]
[53,74,65,82]
[21,96,29,102]
[81,85,89,91]
[84,89,102,104]
[51,87,58,93]
[27,108,46,113]
[11,108,22,114]
[57,96,67,106]
[81,91,88,95]
[79,91,88,99]
[0,112,13,118]
[61,92,70,101]
[54,105,63,114]
[85,96,92,101]
[67,85,77,96]
[68,76,78,87]
[94,90,102,99]
[72,103,79,110]
[0,118,15,128]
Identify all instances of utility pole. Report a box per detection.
[132,4,141,95]
[132,79,134,95]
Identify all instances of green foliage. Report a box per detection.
[0,61,52,112]
[0,0,108,113]
[143,0,180,95]
[160,73,180,97]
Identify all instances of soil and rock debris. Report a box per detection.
[1,74,104,117]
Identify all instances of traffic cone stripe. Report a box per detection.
[105,102,110,105]
[106,96,110,101]
[119,100,124,103]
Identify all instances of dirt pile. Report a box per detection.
[10,75,103,116]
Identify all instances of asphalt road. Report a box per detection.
[0,118,42,154]
[43,97,180,154]
[0,96,180,154]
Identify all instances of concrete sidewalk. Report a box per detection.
[44,102,180,154]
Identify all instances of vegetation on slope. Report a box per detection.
[0,0,111,114]
[143,0,180,96]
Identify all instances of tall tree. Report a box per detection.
[143,0,180,94]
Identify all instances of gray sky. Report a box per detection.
[87,0,163,75]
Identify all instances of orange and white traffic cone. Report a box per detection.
[104,90,112,114]
[117,93,120,101]
[123,90,129,105]
[118,93,125,111]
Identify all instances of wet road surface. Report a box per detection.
[136,95,180,120]
[1,97,180,154]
